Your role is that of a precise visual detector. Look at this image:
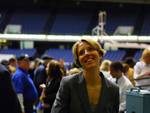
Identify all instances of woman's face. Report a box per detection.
[77,41,102,69]
[109,67,118,78]
[143,55,150,64]
[18,59,30,71]
[46,62,50,75]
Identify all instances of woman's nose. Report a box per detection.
[84,49,89,55]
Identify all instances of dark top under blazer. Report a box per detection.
[51,72,119,113]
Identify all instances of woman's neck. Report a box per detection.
[83,67,101,86]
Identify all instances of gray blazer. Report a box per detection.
[51,72,119,113]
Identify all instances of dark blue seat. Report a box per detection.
[8,9,49,34]
[106,8,139,35]
[92,7,139,35]
[44,49,73,63]
[0,48,36,58]
[140,8,150,35]
[0,11,5,25]
[103,50,126,61]
[134,50,143,62]
[50,9,93,35]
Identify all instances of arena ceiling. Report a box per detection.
[0,0,150,7]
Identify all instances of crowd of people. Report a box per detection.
[0,38,150,113]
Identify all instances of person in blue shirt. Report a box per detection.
[12,54,38,113]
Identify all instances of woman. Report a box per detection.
[134,48,150,90]
[51,38,119,113]
[40,60,63,113]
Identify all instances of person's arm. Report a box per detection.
[51,77,70,113]
[134,63,150,80]
[17,93,25,113]
[134,63,143,79]
[119,84,133,112]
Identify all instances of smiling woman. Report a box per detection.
[75,40,103,70]
[51,38,119,113]
[72,38,105,67]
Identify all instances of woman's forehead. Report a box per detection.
[78,41,91,48]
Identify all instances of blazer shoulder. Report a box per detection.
[61,72,82,85]
[63,72,80,81]
[103,75,118,90]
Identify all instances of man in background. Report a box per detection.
[0,63,21,113]
[12,54,38,113]
[110,61,133,113]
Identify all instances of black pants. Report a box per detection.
[24,103,33,113]
[44,107,51,113]
[119,111,125,113]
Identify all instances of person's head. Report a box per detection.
[1,59,9,67]
[122,63,129,76]
[100,59,111,71]
[34,58,42,69]
[9,57,17,67]
[141,48,150,64]
[67,67,81,75]
[124,57,135,68]
[17,54,30,71]
[72,38,105,70]
[1,59,9,70]
[46,60,63,79]
[110,61,123,78]
[41,55,53,66]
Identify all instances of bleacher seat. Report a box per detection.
[91,7,139,35]
[0,11,5,25]
[7,9,49,34]
[44,49,74,63]
[103,50,126,61]
[0,9,8,33]
[140,8,150,35]
[134,49,143,62]
[106,8,139,35]
[0,48,36,58]
[50,9,93,35]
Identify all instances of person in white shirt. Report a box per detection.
[110,62,133,113]
[134,48,150,90]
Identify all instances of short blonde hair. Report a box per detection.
[67,68,81,75]
[141,48,150,61]
[100,59,111,71]
[72,38,105,67]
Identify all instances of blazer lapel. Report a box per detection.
[75,73,92,113]
[95,72,109,113]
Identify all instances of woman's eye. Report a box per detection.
[78,48,95,56]
[79,50,85,56]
